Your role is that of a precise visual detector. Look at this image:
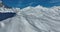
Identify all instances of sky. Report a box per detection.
[2,0,60,8]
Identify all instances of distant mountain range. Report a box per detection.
[0,5,60,32]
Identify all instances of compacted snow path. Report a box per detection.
[0,6,60,32]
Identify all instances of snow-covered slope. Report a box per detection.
[0,5,60,32]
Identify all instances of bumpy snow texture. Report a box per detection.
[0,6,60,32]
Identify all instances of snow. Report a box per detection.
[0,6,60,32]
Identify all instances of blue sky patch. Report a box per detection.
[2,0,60,8]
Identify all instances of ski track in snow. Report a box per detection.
[0,5,60,32]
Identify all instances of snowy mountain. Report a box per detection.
[0,6,60,32]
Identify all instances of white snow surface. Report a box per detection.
[0,5,60,32]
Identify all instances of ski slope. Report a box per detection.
[0,6,60,32]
